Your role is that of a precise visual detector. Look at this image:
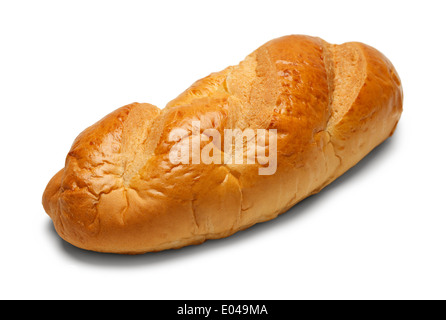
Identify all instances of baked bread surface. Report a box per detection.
[43,35,403,254]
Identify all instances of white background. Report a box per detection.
[1,0,445,300]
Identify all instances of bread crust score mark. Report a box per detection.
[43,35,403,254]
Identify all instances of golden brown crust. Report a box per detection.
[43,35,403,254]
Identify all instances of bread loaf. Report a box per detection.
[42,35,403,254]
